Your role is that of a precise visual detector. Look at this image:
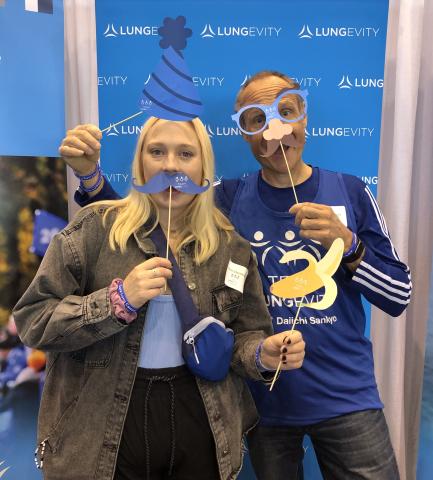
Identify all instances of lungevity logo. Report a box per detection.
[298,24,380,39]
[104,124,143,137]
[205,124,242,138]
[201,23,282,38]
[103,23,159,38]
[338,75,383,89]
[306,126,375,137]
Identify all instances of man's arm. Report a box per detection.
[74,178,121,207]
[345,178,411,317]
[59,124,122,207]
[289,175,411,317]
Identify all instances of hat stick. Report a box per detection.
[101,111,144,133]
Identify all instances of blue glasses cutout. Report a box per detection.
[231,89,308,135]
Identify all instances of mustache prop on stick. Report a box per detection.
[132,171,210,194]
[133,172,210,285]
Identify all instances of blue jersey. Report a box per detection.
[220,168,411,425]
[76,168,411,425]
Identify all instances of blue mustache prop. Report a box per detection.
[132,171,210,194]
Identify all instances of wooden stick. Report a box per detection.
[280,140,299,204]
[101,111,144,133]
[163,186,173,293]
[165,186,172,260]
[269,300,303,391]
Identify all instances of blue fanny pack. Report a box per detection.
[150,226,234,382]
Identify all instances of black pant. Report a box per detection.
[115,366,220,480]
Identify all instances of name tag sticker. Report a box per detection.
[225,260,248,293]
[331,206,347,226]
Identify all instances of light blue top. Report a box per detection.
[138,294,185,369]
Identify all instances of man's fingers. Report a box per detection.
[59,145,86,158]
[80,123,103,140]
[69,128,101,151]
[299,218,328,231]
[62,136,96,156]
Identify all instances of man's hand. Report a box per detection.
[289,202,353,252]
[59,124,102,176]
[260,330,305,371]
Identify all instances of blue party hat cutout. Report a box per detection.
[140,16,203,121]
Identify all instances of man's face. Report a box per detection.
[236,76,307,174]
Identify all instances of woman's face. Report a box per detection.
[140,120,203,214]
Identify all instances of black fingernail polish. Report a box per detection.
[287,338,292,345]
[282,355,287,362]
[283,335,288,343]
[282,347,288,354]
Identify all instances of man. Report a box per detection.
[63,71,411,479]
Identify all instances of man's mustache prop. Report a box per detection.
[261,120,305,157]
[132,171,210,194]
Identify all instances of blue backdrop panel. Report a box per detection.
[0,0,64,157]
[95,1,388,478]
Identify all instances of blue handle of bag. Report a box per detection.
[149,225,201,332]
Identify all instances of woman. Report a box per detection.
[13,117,305,480]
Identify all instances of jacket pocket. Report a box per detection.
[212,284,243,324]
[69,335,115,368]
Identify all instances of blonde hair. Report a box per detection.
[93,117,233,264]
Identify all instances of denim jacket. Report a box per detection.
[13,206,273,480]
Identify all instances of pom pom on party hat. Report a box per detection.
[140,16,203,121]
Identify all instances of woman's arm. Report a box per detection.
[13,224,127,352]
[230,252,304,380]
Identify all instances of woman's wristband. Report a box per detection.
[109,278,138,324]
[255,341,275,372]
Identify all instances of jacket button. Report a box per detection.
[223,449,228,455]
[93,308,101,315]
[188,282,196,291]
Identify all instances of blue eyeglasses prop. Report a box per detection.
[231,89,308,135]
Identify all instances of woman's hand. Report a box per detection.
[260,330,305,371]
[123,257,173,308]
[59,124,102,176]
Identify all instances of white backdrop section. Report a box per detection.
[373,0,433,479]
[64,0,99,219]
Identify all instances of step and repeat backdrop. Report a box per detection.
[1,2,431,480]
[94,1,388,477]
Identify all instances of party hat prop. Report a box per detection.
[139,16,203,121]
[102,16,203,133]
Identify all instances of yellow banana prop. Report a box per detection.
[270,238,345,310]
